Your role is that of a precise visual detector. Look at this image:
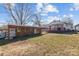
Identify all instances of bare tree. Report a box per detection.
[31,3,45,27]
[31,13,42,27]
[4,3,34,25]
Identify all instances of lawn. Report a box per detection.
[0,33,79,56]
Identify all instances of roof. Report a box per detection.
[0,24,43,30]
[8,25,43,29]
[48,20,65,26]
[48,20,73,26]
[75,24,79,27]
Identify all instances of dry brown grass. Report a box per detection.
[0,33,79,56]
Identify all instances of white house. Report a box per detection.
[75,24,79,31]
[47,19,73,32]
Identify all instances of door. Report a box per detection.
[57,27,61,31]
[9,28,16,39]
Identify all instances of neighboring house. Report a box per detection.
[75,24,79,31]
[0,25,42,39]
[47,20,73,32]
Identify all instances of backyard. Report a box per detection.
[0,33,79,56]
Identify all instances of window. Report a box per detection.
[17,27,21,32]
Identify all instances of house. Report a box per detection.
[47,20,73,32]
[0,25,42,39]
[75,24,79,31]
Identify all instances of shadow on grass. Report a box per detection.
[0,34,43,46]
[49,31,78,35]
[57,32,77,35]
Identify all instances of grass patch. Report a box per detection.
[0,33,79,56]
[0,34,42,46]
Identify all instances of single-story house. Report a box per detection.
[0,25,42,39]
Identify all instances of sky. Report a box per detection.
[0,3,79,25]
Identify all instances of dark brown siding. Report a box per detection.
[8,25,41,37]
